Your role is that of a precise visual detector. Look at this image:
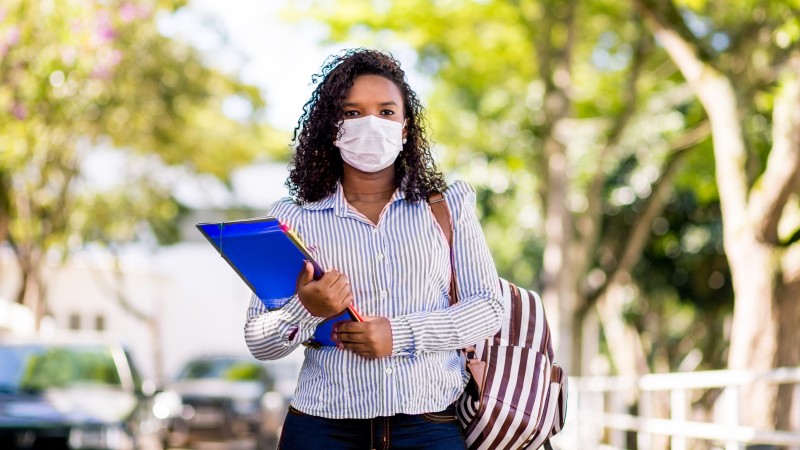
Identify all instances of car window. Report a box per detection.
[0,344,122,392]
[178,359,272,386]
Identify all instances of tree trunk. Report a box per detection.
[636,0,800,432]
[775,266,800,431]
[93,251,163,379]
[148,316,165,381]
[542,143,578,373]
[19,264,48,329]
[534,0,579,375]
[595,281,649,382]
[13,242,49,329]
[726,238,779,429]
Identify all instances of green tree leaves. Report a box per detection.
[0,0,273,320]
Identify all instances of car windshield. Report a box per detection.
[0,344,122,393]
[178,359,267,383]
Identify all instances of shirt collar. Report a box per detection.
[301,183,343,212]
[301,182,407,217]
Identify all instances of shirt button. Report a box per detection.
[377,253,384,261]
[385,367,393,375]
[372,228,379,234]
[380,290,388,299]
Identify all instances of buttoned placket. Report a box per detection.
[371,213,399,415]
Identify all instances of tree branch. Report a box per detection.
[781,243,800,288]
[580,28,649,275]
[89,247,150,323]
[635,0,749,234]
[634,0,717,74]
[780,226,800,248]
[0,168,10,245]
[583,121,711,311]
[749,54,800,244]
[6,232,29,306]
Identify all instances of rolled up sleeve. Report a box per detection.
[244,293,326,360]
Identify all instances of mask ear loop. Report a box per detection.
[402,119,408,146]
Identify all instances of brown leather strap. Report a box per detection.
[427,192,458,306]
[428,192,485,397]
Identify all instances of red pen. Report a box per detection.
[279,220,364,323]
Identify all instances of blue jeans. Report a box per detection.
[278,404,467,449]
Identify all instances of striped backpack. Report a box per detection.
[429,193,568,450]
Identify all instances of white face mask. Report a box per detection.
[335,115,404,173]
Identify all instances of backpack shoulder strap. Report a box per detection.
[427,192,458,306]
[428,192,486,395]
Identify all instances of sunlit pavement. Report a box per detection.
[139,436,259,450]
[167,441,257,450]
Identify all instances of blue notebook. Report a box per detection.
[196,216,362,347]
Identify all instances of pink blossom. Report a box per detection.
[6,26,20,46]
[91,66,111,80]
[119,2,153,23]
[96,25,116,42]
[119,3,137,23]
[12,101,27,120]
[95,11,116,43]
[0,26,19,55]
[91,49,122,79]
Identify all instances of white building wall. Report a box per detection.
[0,242,256,382]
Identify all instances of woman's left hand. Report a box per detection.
[334,316,393,358]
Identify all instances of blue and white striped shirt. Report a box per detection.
[244,180,502,419]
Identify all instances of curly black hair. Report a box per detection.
[287,48,447,204]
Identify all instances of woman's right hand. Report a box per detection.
[296,261,353,318]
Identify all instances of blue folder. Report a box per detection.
[196,216,360,347]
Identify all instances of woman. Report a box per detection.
[244,48,503,449]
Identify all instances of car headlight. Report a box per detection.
[261,391,285,412]
[68,424,133,450]
[152,391,182,420]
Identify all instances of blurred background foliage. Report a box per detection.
[295,0,800,429]
[293,0,800,394]
[0,0,285,318]
[296,0,727,373]
[1,0,798,412]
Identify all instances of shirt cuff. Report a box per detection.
[389,316,416,357]
[276,296,326,345]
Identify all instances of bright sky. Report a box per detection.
[158,0,335,130]
[159,0,429,130]
[143,0,430,209]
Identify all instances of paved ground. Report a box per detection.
[169,442,256,450]
[140,436,259,450]
[141,437,260,450]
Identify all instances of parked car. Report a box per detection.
[152,355,288,449]
[0,335,154,450]
[260,349,303,403]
